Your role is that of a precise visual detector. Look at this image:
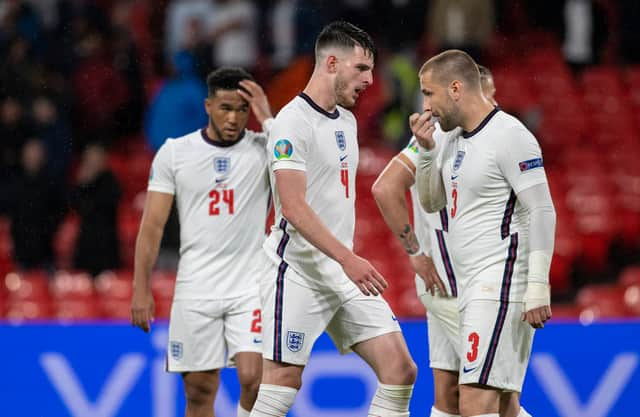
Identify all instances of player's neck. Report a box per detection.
[302,75,338,113]
[461,97,497,134]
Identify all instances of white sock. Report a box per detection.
[237,403,251,417]
[249,384,297,417]
[518,406,532,417]
[368,383,414,416]
[430,406,460,417]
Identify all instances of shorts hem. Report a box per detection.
[429,362,459,372]
[339,327,402,354]
[166,363,225,373]
[459,379,522,393]
[261,352,309,366]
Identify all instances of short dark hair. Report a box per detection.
[478,65,493,81]
[419,50,481,90]
[206,67,255,97]
[315,21,376,62]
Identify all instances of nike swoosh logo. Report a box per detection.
[253,337,262,344]
[340,155,348,161]
[463,366,477,373]
[451,175,458,180]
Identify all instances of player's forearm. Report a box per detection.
[518,184,556,285]
[281,200,352,265]
[415,149,446,213]
[133,223,164,291]
[527,204,556,285]
[371,183,420,255]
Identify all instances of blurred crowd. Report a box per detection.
[0,0,638,304]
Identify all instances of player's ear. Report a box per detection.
[326,54,339,74]
[449,80,462,101]
[204,97,212,115]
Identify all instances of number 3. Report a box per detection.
[466,332,479,362]
[451,188,458,218]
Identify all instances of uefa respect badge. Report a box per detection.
[274,139,293,160]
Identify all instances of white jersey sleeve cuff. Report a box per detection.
[273,160,306,171]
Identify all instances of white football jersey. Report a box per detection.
[148,128,270,300]
[401,133,458,298]
[437,109,548,307]
[263,93,358,291]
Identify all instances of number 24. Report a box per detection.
[209,189,234,215]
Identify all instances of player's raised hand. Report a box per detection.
[409,111,436,150]
[237,79,273,124]
[341,253,388,296]
[410,253,447,296]
[131,287,155,333]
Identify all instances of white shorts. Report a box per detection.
[260,260,401,365]
[458,300,534,392]
[167,292,263,372]
[420,291,460,372]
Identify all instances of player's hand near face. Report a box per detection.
[410,253,446,296]
[409,111,437,150]
[341,253,388,296]
[131,287,155,333]
[237,79,273,124]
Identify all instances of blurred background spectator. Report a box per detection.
[0,0,637,321]
[71,143,121,276]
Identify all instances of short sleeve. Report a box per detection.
[147,139,175,195]
[268,109,311,172]
[496,126,548,194]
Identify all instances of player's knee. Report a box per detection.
[237,365,261,388]
[238,370,261,398]
[183,376,217,406]
[387,357,418,385]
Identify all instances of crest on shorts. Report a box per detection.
[170,341,183,360]
[335,131,346,151]
[213,157,231,175]
[453,150,466,171]
[286,331,305,352]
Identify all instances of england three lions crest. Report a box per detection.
[287,331,305,352]
[335,131,346,151]
[453,150,465,171]
[214,157,231,175]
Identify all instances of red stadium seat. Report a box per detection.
[55,299,102,320]
[619,266,640,287]
[624,284,640,316]
[576,284,631,319]
[100,299,132,320]
[95,270,133,300]
[4,270,50,301]
[5,299,53,321]
[550,303,580,320]
[50,270,95,301]
[151,270,176,302]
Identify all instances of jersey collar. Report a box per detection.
[298,92,340,119]
[462,107,500,139]
[201,128,246,147]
